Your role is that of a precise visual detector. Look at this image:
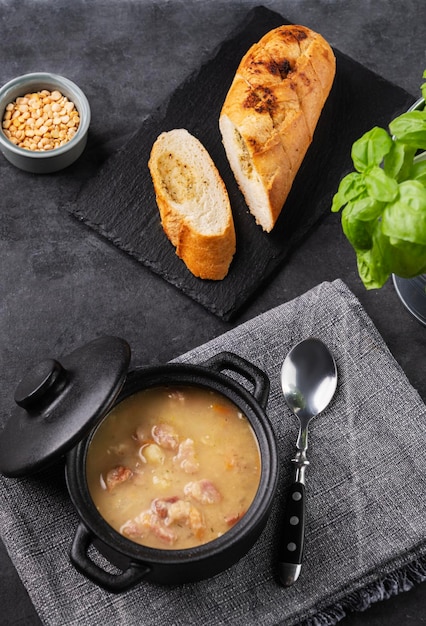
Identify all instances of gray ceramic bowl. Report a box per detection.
[0,72,90,173]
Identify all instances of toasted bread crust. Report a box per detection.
[219,24,336,232]
[148,129,236,280]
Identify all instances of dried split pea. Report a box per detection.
[2,89,80,151]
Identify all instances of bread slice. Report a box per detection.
[219,24,336,232]
[148,129,236,280]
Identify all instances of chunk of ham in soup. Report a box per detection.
[86,386,261,550]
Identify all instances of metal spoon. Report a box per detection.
[278,337,338,587]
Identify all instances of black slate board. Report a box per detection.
[67,6,415,320]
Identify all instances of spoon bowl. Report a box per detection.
[281,336,338,441]
[278,338,337,587]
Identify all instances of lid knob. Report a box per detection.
[14,358,67,411]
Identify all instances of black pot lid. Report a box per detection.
[0,336,131,477]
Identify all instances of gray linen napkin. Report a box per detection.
[1,279,425,626]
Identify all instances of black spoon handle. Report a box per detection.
[278,481,306,586]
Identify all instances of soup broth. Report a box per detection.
[86,386,261,550]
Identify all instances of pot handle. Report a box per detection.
[70,522,150,593]
[202,351,270,408]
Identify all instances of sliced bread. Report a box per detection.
[148,129,236,280]
[219,24,336,232]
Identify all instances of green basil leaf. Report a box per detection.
[341,197,384,251]
[357,253,388,289]
[364,166,399,201]
[331,172,366,212]
[389,111,426,149]
[355,227,392,289]
[386,239,426,278]
[383,140,405,178]
[351,127,393,172]
[411,156,426,186]
[384,141,416,182]
[421,70,426,101]
[382,180,426,245]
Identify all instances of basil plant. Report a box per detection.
[332,70,426,289]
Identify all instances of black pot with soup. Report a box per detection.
[0,337,279,592]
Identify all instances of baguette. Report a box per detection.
[219,24,336,232]
[148,129,236,280]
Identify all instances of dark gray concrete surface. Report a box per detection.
[1,1,425,624]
